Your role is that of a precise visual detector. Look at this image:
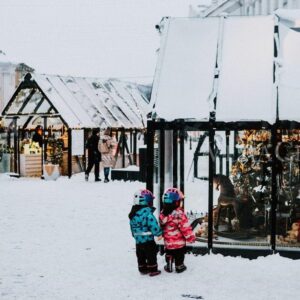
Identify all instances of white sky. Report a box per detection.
[0,0,211,81]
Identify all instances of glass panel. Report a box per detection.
[276,129,300,250]
[213,130,272,249]
[153,129,160,215]
[6,88,32,114]
[185,131,209,249]
[164,130,173,189]
[0,127,13,173]
[22,89,49,114]
[36,99,51,114]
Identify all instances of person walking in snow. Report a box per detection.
[99,128,116,183]
[85,128,102,182]
[129,189,162,276]
[159,188,196,273]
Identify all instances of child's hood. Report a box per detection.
[136,206,156,216]
[160,207,183,225]
[129,205,156,220]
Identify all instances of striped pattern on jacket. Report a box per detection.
[159,207,195,250]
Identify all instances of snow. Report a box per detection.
[1,173,299,299]
[4,73,149,129]
[114,165,139,171]
[216,16,275,123]
[151,18,219,121]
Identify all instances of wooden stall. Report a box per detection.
[1,73,149,178]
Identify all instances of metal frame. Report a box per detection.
[1,74,146,179]
[1,74,78,178]
[147,119,300,259]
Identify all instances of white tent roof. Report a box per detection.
[277,14,300,121]
[151,12,300,124]
[150,17,219,121]
[216,16,275,123]
[3,73,150,129]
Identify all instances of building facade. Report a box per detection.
[0,52,34,114]
[190,0,300,17]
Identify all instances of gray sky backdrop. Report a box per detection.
[0,0,210,81]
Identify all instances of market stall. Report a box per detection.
[1,73,149,178]
[147,12,300,258]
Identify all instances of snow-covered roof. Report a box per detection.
[275,9,300,29]
[2,73,150,129]
[216,16,275,122]
[150,13,300,124]
[278,15,300,122]
[150,17,219,121]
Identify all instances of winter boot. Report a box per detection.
[175,264,187,273]
[138,265,148,275]
[147,264,161,276]
[95,178,101,182]
[164,255,173,273]
[149,270,161,277]
[85,173,89,182]
[104,177,110,183]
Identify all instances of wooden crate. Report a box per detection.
[61,152,84,175]
[20,154,42,177]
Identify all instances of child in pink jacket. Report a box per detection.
[159,188,195,273]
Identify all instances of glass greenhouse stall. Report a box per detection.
[148,13,300,258]
[1,73,149,178]
[146,120,300,259]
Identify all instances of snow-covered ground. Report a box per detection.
[0,173,299,300]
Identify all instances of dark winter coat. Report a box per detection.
[129,206,162,244]
[32,132,43,147]
[86,134,101,163]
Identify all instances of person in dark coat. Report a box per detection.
[85,128,101,182]
[32,125,43,147]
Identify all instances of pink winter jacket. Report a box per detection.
[159,207,196,250]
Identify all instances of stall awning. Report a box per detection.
[150,17,220,121]
[2,73,150,129]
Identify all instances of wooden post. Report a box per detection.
[68,128,72,178]
[121,129,125,168]
[13,118,18,174]
[133,129,137,165]
[130,129,133,153]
